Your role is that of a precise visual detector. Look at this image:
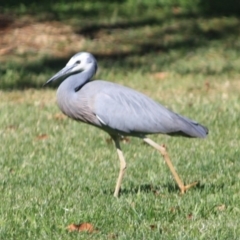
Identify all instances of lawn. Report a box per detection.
[1,1,240,239]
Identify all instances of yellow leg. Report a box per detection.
[112,136,127,197]
[143,137,197,194]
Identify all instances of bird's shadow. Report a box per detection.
[103,182,224,196]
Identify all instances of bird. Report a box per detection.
[44,52,208,197]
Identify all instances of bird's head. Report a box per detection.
[44,52,98,86]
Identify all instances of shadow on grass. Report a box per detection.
[102,182,203,196]
[3,17,240,91]
[2,0,240,18]
[1,1,240,90]
[102,182,225,196]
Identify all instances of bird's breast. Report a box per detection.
[56,89,99,126]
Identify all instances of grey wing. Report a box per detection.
[92,82,208,138]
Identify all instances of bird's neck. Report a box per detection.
[59,68,94,94]
[56,69,94,118]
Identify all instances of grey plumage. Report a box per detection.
[45,52,208,197]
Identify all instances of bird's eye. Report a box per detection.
[76,60,81,64]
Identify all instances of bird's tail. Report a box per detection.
[169,114,208,138]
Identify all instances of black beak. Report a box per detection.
[43,64,75,87]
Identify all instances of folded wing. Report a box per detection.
[87,81,208,138]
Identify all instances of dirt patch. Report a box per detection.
[0,14,84,59]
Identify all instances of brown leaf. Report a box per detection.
[151,72,168,80]
[67,223,96,233]
[205,81,210,91]
[105,137,113,145]
[36,134,48,140]
[67,224,79,232]
[150,224,157,230]
[187,213,193,220]
[5,125,17,131]
[53,113,67,120]
[160,144,167,150]
[216,204,226,211]
[120,136,130,143]
[152,189,160,196]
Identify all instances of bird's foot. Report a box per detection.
[180,181,198,194]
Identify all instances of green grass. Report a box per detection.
[1,77,240,239]
[1,1,240,239]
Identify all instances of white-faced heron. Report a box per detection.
[44,52,208,197]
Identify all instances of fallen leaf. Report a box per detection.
[5,125,17,130]
[78,223,95,232]
[120,136,130,143]
[67,223,96,233]
[150,224,157,230]
[36,134,48,140]
[67,224,79,232]
[205,81,210,91]
[105,137,113,145]
[216,204,226,211]
[161,144,167,150]
[187,213,193,220]
[151,72,168,80]
[53,113,67,120]
[152,189,160,196]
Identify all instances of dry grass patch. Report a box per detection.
[0,14,84,62]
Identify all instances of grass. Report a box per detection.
[1,1,240,239]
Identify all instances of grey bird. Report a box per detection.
[44,52,208,197]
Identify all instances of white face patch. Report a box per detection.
[66,58,75,66]
[80,52,92,60]
[66,52,93,71]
